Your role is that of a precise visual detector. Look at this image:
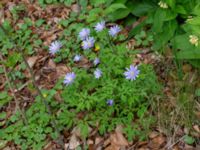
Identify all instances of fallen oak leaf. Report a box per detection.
[149,131,159,139]
[27,56,39,68]
[193,125,200,133]
[148,134,166,149]
[56,65,70,78]
[69,134,80,149]
[109,126,129,150]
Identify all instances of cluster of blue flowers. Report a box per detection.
[48,21,140,106]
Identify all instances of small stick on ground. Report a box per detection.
[166,136,185,150]
[0,54,28,125]
[21,52,64,147]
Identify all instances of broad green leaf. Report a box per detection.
[173,34,191,51]
[176,5,187,14]
[164,9,177,21]
[187,17,200,25]
[86,8,102,22]
[127,1,155,17]
[177,49,200,59]
[153,20,177,50]
[174,33,200,59]
[192,4,200,15]
[105,3,127,14]
[108,8,130,21]
[166,0,176,9]
[184,135,195,145]
[152,8,166,33]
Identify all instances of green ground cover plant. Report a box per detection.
[1,0,199,149]
[0,16,160,149]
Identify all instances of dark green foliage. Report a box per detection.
[38,0,75,6]
[106,0,200,67]
[57,33,160,138]
[0,1,162,149]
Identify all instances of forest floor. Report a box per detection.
[0,0,200,149]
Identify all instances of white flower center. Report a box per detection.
[68,77,72,82]
[131,71,135,76]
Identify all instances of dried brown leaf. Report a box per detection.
[193,125,200,133]
[149,131,159,139]
[109,127,129,150]
[48,59,56,68]
[95,136,103,145]
[56,65,70,78]
[148,135,166,149]
[27,56,39,68]
[69,134,80,149]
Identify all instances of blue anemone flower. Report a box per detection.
[63,72,76,86]
[93,58,100,66]
[107,99,114,106]
[82,37,95,50]
[95,21,105,32]
[94,68,102,79]
[78,28,90,40]
[74,54,82,62]
[49,41,62,55]
[124,65,140,81]
[109,25,121,37]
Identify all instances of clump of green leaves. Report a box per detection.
[38,0,75,6]
[0,20,52,149]
[0,95,54,150]
[0,4,161,149]
[0,92,12,107]
[105,0,200,67]
[134,30,153,48]
[56,25,160,139]
[0,88,62,150]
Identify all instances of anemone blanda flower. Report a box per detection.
[74,54,82,62]
[82,37,95,50]
[107,99,114,106]
[109,25,121,37]
[95,21,105,32]
[63,72,76,86]
[93,58,100,66]
[78,28,90,40]
[124,65,140,81]
[94,68,102,79]
[49,41,62,55]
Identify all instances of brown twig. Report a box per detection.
[21,53,64,147]
[0,54,28,125]
[1,25,64,147]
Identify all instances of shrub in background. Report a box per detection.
[104,0,200,67]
